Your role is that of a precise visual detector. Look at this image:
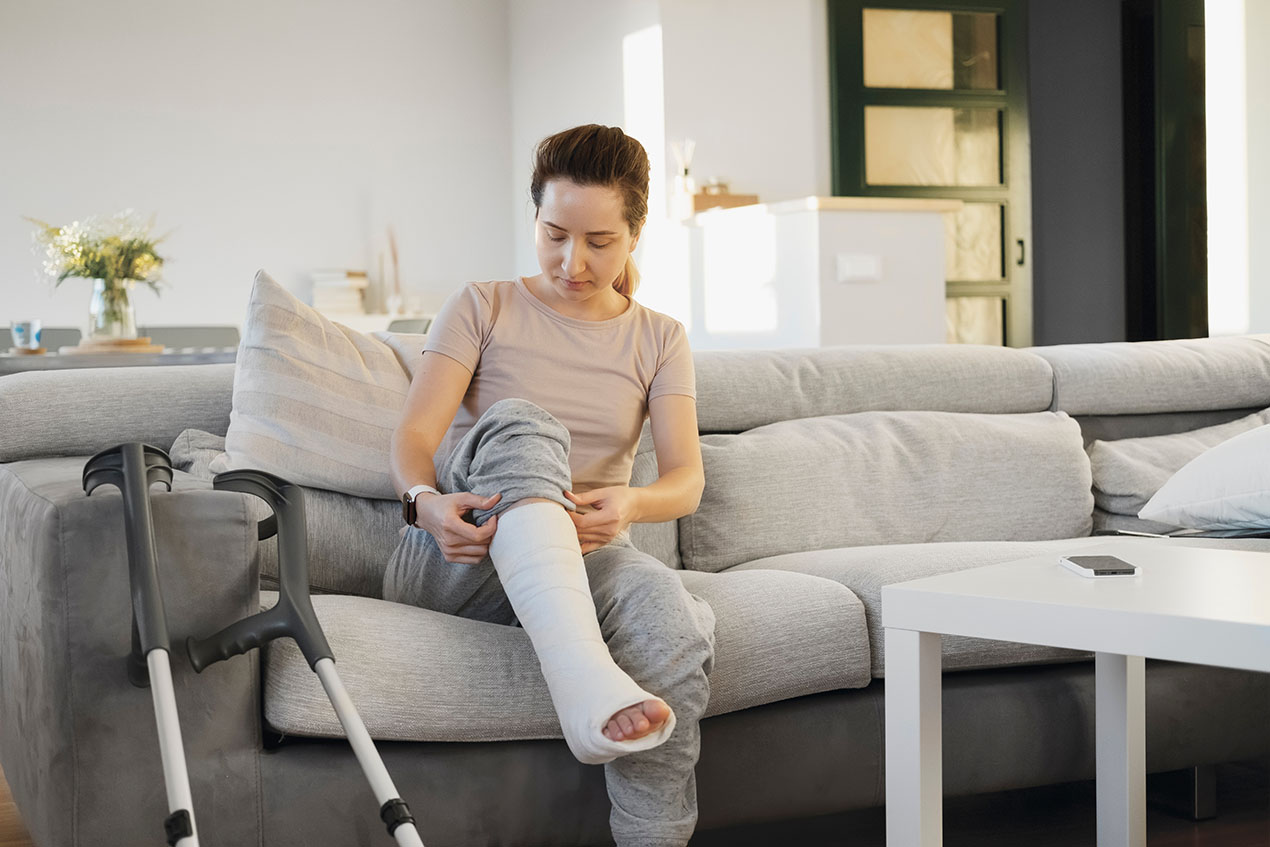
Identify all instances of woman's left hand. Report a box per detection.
[563,486,639,553]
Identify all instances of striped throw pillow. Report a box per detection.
[210,270,419,499]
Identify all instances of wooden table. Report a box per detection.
[881,539,1270,847]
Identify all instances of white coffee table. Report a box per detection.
[881,540,1270,847]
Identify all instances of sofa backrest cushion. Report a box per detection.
[173,428,396,597]
[0,363,235,462]
[678,410,1093,573]
[626,445,681,568]
[211,270,423,500]
[1031,335,1270,416]
[693,345,1055,433]
[1088,406,1270,516]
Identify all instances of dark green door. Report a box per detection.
[828,0,1032,346]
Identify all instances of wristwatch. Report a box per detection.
[402,483,441,526]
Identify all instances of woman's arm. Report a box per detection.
[390,351,471,496]
[392,352,502,564]
[631,393,704,522]
[564,393,704,552]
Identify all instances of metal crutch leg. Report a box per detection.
[83,442,200,847]
[186,469,425,846]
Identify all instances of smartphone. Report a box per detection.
[1059,555,1140,578]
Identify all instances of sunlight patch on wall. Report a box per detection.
[1206,0,1250,335]
[622,24,691,326]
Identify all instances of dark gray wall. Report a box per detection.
[1028,0,1127,344]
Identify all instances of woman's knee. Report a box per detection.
[604,561,713,643]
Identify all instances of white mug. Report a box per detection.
[10,320,42,350]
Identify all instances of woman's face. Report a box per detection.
[534,178,638,308]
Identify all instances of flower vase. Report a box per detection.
[88,278,139,340]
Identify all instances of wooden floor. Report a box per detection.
[692,760,1270,846]
[3,761,1267,846]
[0,765,30,847]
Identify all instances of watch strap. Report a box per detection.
[402,484,441,526]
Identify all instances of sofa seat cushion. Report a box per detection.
[728,538,1128,677]
[262,569,871,741]
[680,411,1093,573]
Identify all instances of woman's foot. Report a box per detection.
[603,699,672,742]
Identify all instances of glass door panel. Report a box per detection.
[863,8,999,90]
[944,203,1004,281]
[945,296,1005,344]
[864,107,1002,186]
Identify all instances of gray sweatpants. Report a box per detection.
[383,398,717,847]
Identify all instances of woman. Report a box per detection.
[384,124,716,847]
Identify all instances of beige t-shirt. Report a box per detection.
[424,278,696,493]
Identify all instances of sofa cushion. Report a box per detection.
[693,345,1054,433]
[211,270,415,499]
[1140,424,1270,531]
[679,411,1093,573]
[262,568,871,741]
[728,538,1116,677]
[1091,508,1179,536]
[0,363,235,463]
[1031,335,1270,416]
[1088,406,1270,515]
[626,447,681,569]
[173,428,397,598]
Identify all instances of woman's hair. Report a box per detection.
[530,124,650,296]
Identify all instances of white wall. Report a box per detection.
[659,0,832,207]
[0,0,513,331]
[506,0,659,278]
[506,0,832,331]
[1248,0,1270,333]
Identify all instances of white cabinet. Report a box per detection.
[685,196,958,349]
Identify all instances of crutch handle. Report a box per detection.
[83,442,174,678]
[187,469,333,671]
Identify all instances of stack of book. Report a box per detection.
[311,269,370,314]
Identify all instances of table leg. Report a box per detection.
[885,627,942,847]
[1095,652,1146,847]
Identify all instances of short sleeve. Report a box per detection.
[649,320,696,400]
[422,283,491,372]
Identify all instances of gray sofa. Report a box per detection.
[2,335,1269,846]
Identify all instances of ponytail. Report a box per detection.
[616,253,641,297]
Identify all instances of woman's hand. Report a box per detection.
[563,487,639,553]
[415,492,502,564]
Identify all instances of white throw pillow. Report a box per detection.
[1087,407,1270,515]
[211,270,420,499]
[1139,424,1270,530]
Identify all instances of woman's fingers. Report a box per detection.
[444,544,492,563]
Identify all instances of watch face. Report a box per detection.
[402,493,415,526]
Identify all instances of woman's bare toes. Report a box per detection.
[603,699,670,741]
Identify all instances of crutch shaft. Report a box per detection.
[316,659,424,846]
[148,650,200,847]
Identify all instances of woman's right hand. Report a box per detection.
[415,492,502,564]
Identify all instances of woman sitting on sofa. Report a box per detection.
[384,123,717,847]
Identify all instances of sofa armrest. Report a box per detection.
[0,363,235,462]
[0,456,263,846]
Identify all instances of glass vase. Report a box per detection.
[87,278,138,340]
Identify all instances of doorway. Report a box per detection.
[828,0,1032,346]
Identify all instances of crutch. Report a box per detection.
[83,443,200,847]
[186,469,425,846]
